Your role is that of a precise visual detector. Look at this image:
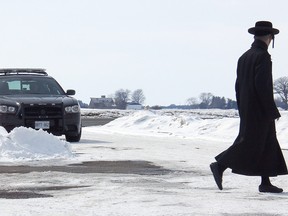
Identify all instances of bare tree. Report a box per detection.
[131,89,146,104]
[199,92,213,108]
[114,89,130,109]
[186,97,198,106]
[274,76,288,110]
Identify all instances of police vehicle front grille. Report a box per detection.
[24,105,63,118]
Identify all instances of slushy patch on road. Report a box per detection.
[0,186,89,199]
[0,190,53,199]
[0,160,171,175]
[0,160,171,199]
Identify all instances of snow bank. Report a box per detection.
[0,127,73,161]
[100,109,288,148]
[81,108,134,118]
[100,109,240,141]
[1,109,288,162]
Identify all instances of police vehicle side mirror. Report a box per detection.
[66,89,76,95]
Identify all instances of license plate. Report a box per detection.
[35,121,50,129]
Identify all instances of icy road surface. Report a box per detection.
[0,128,288,216]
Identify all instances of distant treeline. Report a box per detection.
[151,95,238,110]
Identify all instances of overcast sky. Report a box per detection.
[1,0,288,105]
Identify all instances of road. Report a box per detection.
[0,118,172,200]
[81,117,116,127]
[0,129,196,215]
[0,120,287,215]
[0,118,120,199]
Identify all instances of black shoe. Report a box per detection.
[210,162,223,190]
[259,184,283,193]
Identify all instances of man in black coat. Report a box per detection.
[210,21,288,193]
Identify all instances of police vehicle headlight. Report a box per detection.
[0,105,17,113]
[65,105,80,113]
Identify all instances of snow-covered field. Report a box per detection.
[1,109,288,215]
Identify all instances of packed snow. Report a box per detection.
[1,109,288,215]
[0,127,72,162]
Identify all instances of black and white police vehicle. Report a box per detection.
[0,68,81,142]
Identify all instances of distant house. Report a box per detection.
[126,102,142,110]
[89,96,114,109]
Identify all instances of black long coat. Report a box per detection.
[216,39,288,176]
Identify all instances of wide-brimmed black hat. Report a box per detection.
[248,21,279,36]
